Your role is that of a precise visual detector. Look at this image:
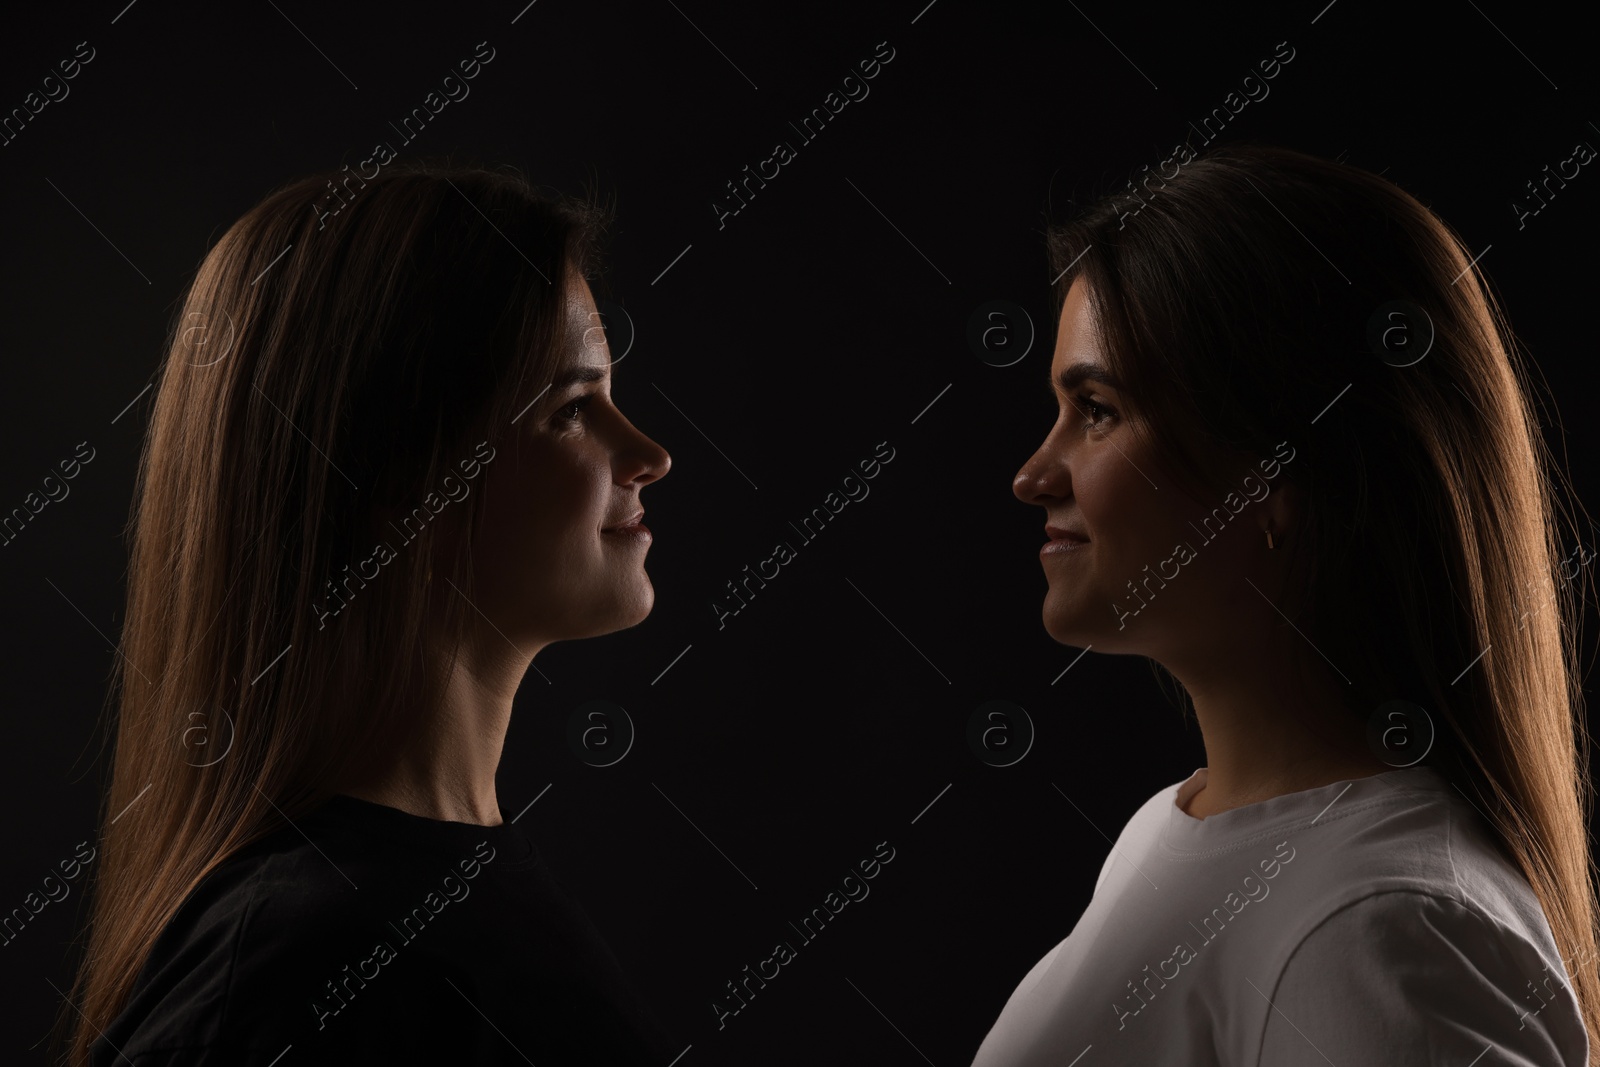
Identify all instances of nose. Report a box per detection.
[615,414,670,486]
[1013,436,1066,506]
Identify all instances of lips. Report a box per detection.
[1044,524,1088,543]
[603,510,645,532]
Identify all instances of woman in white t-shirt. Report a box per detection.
[980,141,1598,1065]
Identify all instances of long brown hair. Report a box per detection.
[60,159,607,1064]
[1047,140,1599,1054]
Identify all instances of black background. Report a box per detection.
[2,1,1597,1064]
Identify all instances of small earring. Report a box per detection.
[1265,527,1276,550]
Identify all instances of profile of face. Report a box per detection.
[1011,277,1283,660]
[465,272,671,649]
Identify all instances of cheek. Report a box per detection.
[1076,451,1159,537]
[473,446,565,550]
[526,446,611,541]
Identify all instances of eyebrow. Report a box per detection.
[551,366,608,391]
[1052,361,1121,394]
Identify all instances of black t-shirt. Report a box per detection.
[89,795,673,1065]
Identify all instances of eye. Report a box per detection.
[1071,392,1117,428]
[555,394,594,425]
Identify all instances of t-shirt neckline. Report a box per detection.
[312,792,535,863]
[1165,763,1450,851]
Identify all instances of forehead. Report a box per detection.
[563,271,597,316]
[1053,277,1104,369]
[559,274,609,367]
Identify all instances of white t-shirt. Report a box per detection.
[971,765,1590,1066]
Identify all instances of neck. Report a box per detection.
[1167,637,1394,819]
[341,633,537,826]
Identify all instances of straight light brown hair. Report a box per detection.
[1048,140,1598,1056]
[59,159,608,1064]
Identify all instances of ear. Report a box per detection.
[1260,474,1300,539]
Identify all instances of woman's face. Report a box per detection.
[1012,277,1270,659]
[467,273,671,649]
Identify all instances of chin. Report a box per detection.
[1040,591,1097,647]
[1042,613,1079,646]
[606,583,655,632]
[623,589,654,627]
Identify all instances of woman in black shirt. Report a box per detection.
[60,159,673,1065]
